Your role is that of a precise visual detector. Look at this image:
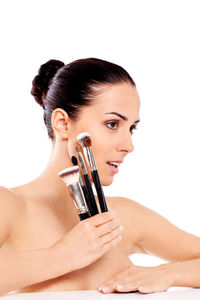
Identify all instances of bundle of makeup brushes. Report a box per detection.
[58,132,108,221]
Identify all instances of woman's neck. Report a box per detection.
[34,140,73,200]
[13,140,75,210]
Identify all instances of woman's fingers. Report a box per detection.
[91,211,115,227]
[98,265,172,294]
[54,209,124,273]
[100,224,123,246]
[97,219,121,237]
[98,268,131,293]
[100,235,122,255]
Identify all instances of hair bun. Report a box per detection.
[31,59,65,107]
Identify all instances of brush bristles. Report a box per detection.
[58,166,80,186]
[76,132,91,147]
[76,144,82,153]
[84,137,91,147]
[77,132,92,148]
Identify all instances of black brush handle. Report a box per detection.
[84,174,99,215]
[81,185,94,216]
[92,170,108,212]
[79,211,91,221]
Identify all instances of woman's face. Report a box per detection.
[67,82,140,186]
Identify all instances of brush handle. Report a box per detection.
[79,174,92,214]
[79,211,91,221]
[81,185,90,203]
[84,174,99,215]
[92,170,108,212]
[81,185,94,216]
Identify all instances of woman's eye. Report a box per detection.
[106,121,138,133]
[130,125,137,135]
[106,121,119,130]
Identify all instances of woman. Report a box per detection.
[0,58,200,295]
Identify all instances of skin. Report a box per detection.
[62,82,140,186]
[1,82,200,294]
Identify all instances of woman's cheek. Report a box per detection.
[67,137,77,159]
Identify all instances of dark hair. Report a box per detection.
[31,57,136,139]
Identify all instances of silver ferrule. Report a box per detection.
[79,173,85,187]
[77,151,88,175]
[85,146,96,172]
[69,182,88,214]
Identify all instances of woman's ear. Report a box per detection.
[51,108,69,140]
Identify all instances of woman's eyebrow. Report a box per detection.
[104,112,140,124]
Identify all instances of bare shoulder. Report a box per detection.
[0,186,25,246]
[106,196,147,254]
[106,195,146,220]
[0,185,25,206]
[106,196,200,261]
[106,195,165,226]
[106,195,150,229]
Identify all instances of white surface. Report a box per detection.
[1,288,200,300]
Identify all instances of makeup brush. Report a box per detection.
[71,155,95,216]
[58,166,91,221]
[77,132,108,212]
[75,146,99,216]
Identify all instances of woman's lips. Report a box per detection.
[107,161,121,174]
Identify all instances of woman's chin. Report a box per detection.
[101,176,114,186]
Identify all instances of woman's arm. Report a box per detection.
[113,196,200,261]
[0,246,68,296]
[98,197,200,294]
[165,258,200,288]
[98,258,200,294]
[0,188,123,295]
[0,187,68,295]
[0,212,122,295]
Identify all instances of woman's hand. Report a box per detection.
[98,264,173,294]
[52,211,123,274]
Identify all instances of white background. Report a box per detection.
[0,0,199,266]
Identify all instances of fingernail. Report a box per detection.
[99,286,109,293]
[116,285,123,290]
[139,286,148,293]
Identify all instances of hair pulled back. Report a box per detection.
[31,57,135,139]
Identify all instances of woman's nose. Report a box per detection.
[117,134,134,153]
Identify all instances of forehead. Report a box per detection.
[88,83,140,116]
